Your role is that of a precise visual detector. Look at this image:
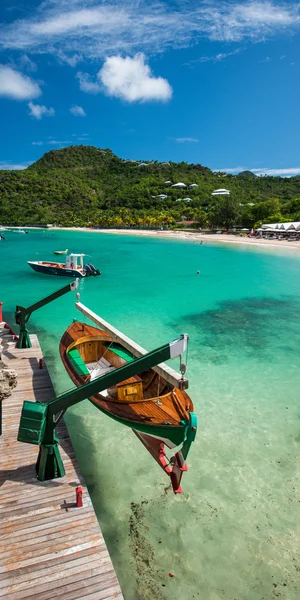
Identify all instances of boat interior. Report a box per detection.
[61,322,193,426]
[67,334,174,401]
[37,261,83,270]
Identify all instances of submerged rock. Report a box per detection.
[0,360,17,401]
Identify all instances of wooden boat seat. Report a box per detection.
[87,357,115,380]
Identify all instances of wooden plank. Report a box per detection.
[76,301,188,388]
[0,561,112,599]
[2,566,111,599]
[14,572,118,600]
[0,551,111,589]
[0,326,124,599]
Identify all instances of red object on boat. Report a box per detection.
[39,358,43,369]
[133,431,186,493]
[0,302,3,322]
[76,486,83,507]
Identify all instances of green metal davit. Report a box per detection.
[15,280,79,349]
[18,335,192,483]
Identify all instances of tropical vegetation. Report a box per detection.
[0,145,299,229]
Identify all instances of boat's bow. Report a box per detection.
[134,410,197,493]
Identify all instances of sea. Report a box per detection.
[1,229,300,600]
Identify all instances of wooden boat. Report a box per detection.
[28,253,101,278]
[60,319,197,492]
[53,249,68,255]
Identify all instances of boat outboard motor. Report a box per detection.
[83,263,101,277]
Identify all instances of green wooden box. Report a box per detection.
[18,401,47,445]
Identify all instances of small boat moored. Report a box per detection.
[28,253,101,278]
[54,249,68,255]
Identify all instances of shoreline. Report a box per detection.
[55,227,300,251]
[6,226,300,250]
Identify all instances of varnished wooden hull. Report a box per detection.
[60,321,193,447]
[60,321,197,492]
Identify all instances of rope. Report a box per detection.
[157,374,161,398]
[89,340,114,376]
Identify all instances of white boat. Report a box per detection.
[53,249,68,255]
[28,253,101,278]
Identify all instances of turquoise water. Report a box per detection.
[1,230,300,600]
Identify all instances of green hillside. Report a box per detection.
[0,145,299,228]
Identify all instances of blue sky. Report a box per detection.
[0,0,299,176]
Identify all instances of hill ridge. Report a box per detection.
[1,145,299,228]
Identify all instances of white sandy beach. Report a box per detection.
[48,227,300,250]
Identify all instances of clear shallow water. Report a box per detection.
[1,230,300,599]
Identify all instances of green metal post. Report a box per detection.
[36,432,66,481]
[16,311,32,349]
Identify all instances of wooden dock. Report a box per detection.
[0,325,124,600]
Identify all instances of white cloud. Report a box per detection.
[259,56,271,62]
[253,167,300,176]
[28,101,55,119]
[77,72,101,93]
[185,49,242,66]
[214,166,247,173]
[1,2,299,62]
[57,50,82,66]
[48,139,71,144]
[99,53,172,102]
[70,104,86,116]
[174,137,198,143]
[0,65,41,99]
[215,166,300,177]
[20,54,37,71]
[0,161,33,170]
[32,138,73,145]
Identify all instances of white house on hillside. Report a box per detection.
[211,188,230,196]
[171,182,187,188]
